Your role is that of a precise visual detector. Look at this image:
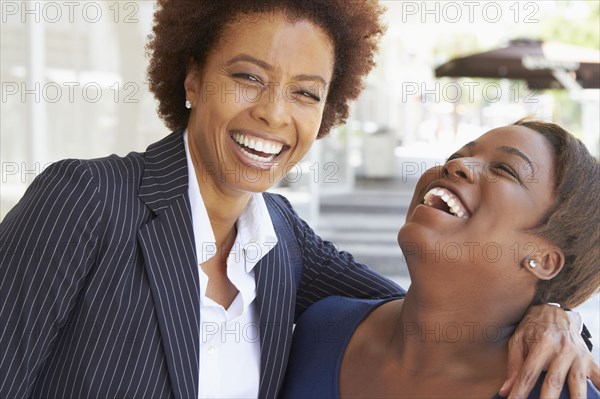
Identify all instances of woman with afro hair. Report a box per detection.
[1,1,597,398]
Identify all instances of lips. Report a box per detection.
[230,131,286,163]
[423,187,470,219]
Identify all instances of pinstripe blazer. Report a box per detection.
[1,130,404,399]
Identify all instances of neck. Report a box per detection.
[200,187,247,245]
[389,280,522,379]
[187,134,251,249]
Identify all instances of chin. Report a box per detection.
[397,221,432,248]
[233,179,275,194]
[232,165,285,193]
[397,226,420,260]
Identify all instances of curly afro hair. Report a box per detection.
[146,0,386,138]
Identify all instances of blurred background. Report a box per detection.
[1,1,598,359]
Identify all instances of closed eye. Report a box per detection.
[492,162,520,181]
[296,90,321,103]
[232,73,262,84]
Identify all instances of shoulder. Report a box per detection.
[3,158,102,220]
[293,297,398,352]
[291,297,392,361]
[282,297,393,398]
[1,151,146,233]
[2,136,158,234]
[84,148,147,182]
[261,192,305,242]
[41,130,184,195]
[297,296,388,326]
[261,192,319,245]
[263,192,294,216]
[36,151,147,210]
[29,148,146,194]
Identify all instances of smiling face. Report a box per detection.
[184,12,334,196]
[399,126,560,305]
[402,125,556,250]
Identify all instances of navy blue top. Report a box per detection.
[280,296,599,398]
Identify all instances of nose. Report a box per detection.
[442,157,478,183]
[250,84,292,129]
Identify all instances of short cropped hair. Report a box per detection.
[517,119,600,308]
[146,0,386,138]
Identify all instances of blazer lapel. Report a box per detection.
[137,130,200,399]
[255,209,298,398]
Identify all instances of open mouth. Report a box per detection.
[423,187,470,219]
[231,132,284,163]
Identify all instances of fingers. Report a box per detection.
[566,358,592,399]
[507,342,551,399]
[538,353,576,399]
[508,327,593,398]
[503,304,595,398]
[500,338,525,397]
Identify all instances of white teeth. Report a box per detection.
[232,132,284,156]
[239,147,276,162]
[266,142,282,154]
[423,187,470,219]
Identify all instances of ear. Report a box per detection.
[184,61,201,103]
[523,245,565,281]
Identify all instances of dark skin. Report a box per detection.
[199,225,239,308]
[340,300,508,398]
[338,126,599,398]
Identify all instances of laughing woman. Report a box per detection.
[0,0,597,398]
[281,120,600,398]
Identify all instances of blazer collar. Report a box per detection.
[139,129,189,214]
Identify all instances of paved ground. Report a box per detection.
[315,176,599,362]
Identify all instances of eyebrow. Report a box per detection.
[225,53,327,86]
[498,145,534,172]
[465,141,535,173]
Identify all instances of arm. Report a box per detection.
[0,160,101,398]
